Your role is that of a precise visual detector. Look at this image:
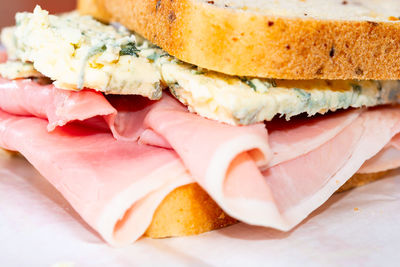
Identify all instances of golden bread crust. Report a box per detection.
[144,183,237,238]
[78,0,400,80]
[77,0,112,22]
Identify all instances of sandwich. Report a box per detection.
[1,0,400,246]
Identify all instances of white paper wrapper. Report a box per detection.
[1,154,400,266]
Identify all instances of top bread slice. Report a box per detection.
[78,0,400,80]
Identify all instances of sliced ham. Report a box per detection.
[0,78,114,130]
[104,95,155,141]
[0,50,7,63]
[358,146,400,174]
[391,134,400,150]
[263,107,400,228]
[139,94,284,225]
[2,73,400,245]
[267,106,400,176]
[142,97,400,230]
[279,107,400,225]
[266,109,361,167]
[358,134,400,173]
[0,78,152,141]
[0,109,192,246]
[138,128,171,148]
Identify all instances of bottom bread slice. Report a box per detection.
[145,171,390,238]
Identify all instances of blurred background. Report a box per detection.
[0,0,76,28]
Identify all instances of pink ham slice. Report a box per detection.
[138,128,171,148]
[0,77,152,141]
[358,134,400,174]
[0,78,114,130]
[0,109,192,246]
[104,95,156,141]
[2,71,400,241]
[0,50,7,63]
[141,95,279,224]
[142,98,400,230]
[140,108,362,167]
[0,76,363,170]
[266,110,361,167]
[273,107,400,227]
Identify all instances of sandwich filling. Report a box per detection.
[2,6,400,125]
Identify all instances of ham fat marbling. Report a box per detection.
[1,71,400,245]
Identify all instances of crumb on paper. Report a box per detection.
[336,180,340,184]
[388,16,400,21]
[354,207,359,211]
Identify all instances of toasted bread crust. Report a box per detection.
[78,0,400,80]
[144,183,237,238]
[77,0,112,22]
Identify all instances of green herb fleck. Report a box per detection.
[376,81,383,102]
[265,79,277,88]
[193,67,205,75]
[87,44,106,58]
[120,42,140,57]
[169,82,180,98]
[350,83,362,94]
[239,77,257,91]
[376,81,382,91]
